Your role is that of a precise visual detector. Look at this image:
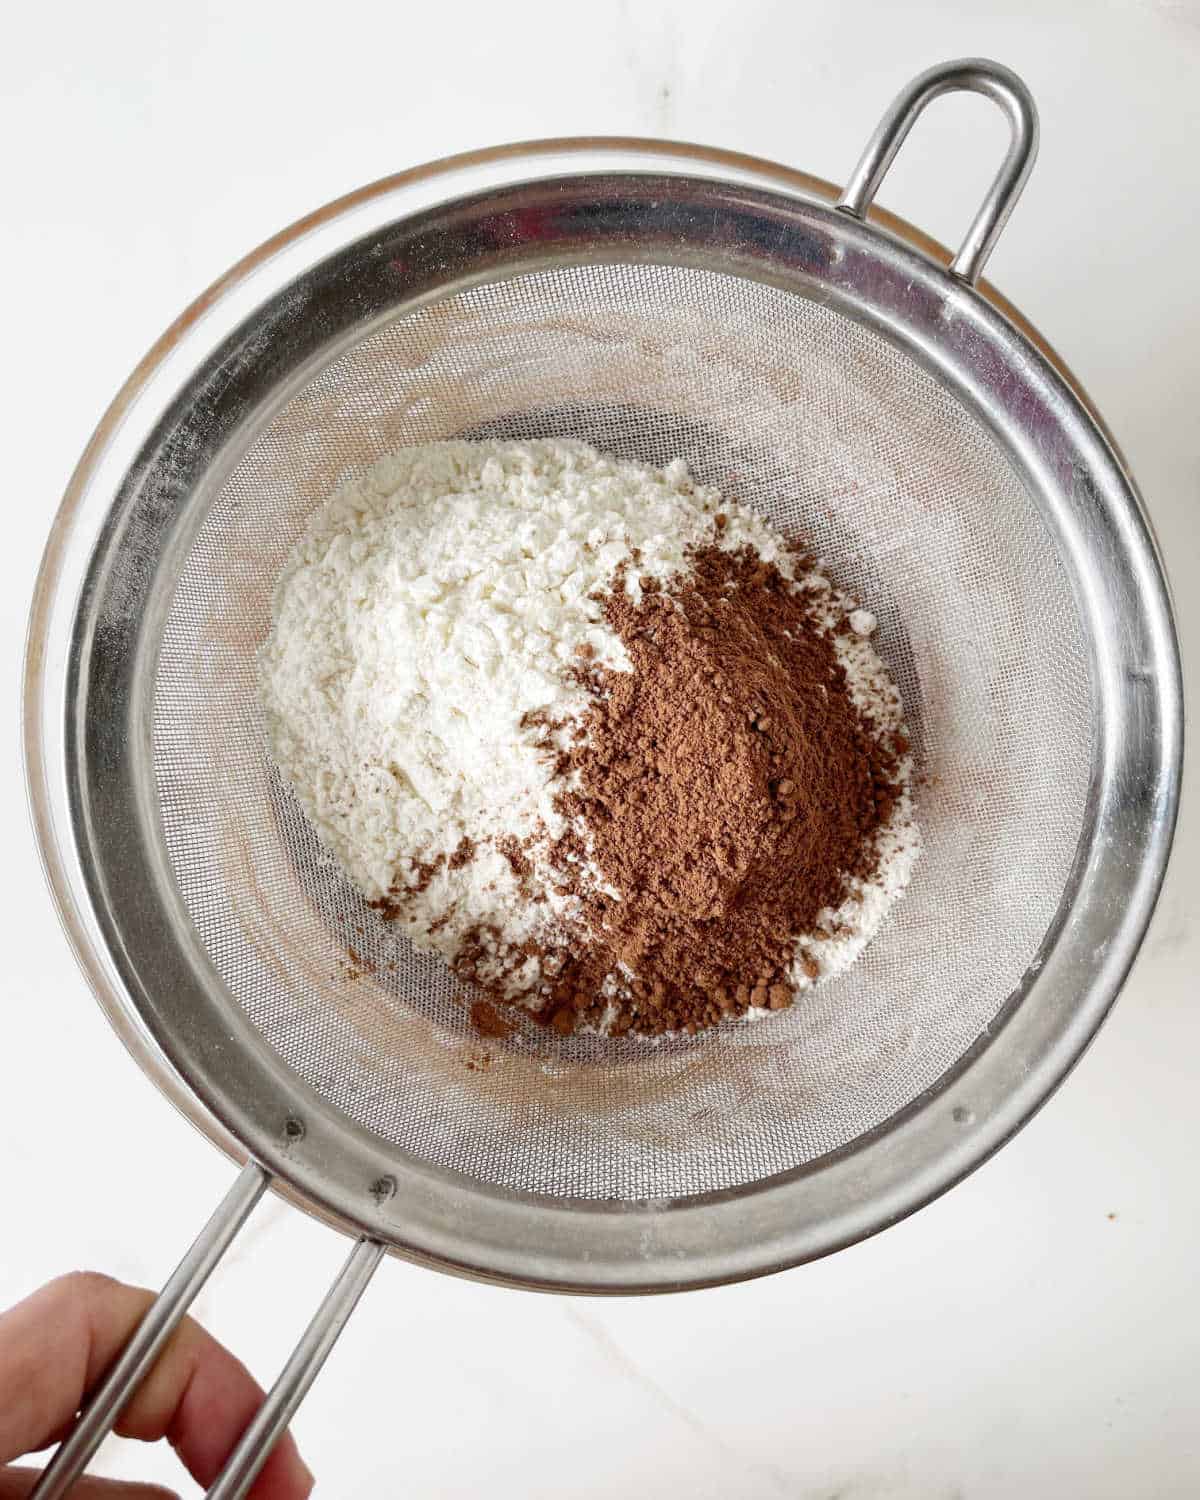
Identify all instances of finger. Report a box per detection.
[0,1466,178,1499]
[0,1274,312,1500]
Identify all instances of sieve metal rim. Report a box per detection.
[25,135,1181,1293]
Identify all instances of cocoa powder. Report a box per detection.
[537,547,903,1035]
[469,999,515,1040]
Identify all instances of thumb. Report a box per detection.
[0,1467,179,1499]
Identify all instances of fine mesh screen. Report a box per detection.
[152,262,1091,1200]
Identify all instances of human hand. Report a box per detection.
[0,1273,313,1499]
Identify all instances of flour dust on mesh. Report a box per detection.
[258,440,921,1036]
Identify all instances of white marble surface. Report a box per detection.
[2,1,1197,1495]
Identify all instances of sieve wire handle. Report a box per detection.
[204,1236,385,1500]
[29,1161,269,1500]
[28,1160,385,1500]
[836,57,1039,284]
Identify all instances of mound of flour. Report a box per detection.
[259,439,918,1013]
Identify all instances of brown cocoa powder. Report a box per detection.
[376,546,904,1040]
[469,999,515,1040]
[536,547,902,1035]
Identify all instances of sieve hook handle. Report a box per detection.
[836,57,1039,285]
[28,1161,385,1500]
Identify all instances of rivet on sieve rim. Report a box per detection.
[369,1176,397,1204]
[952,1105,975,1126]
[937,293,966,325]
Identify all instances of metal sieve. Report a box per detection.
[23,59,1181,1499]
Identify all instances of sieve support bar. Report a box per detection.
[28,1161,269,1500]
[836,57,1039,284]
[205,1236,386,1500]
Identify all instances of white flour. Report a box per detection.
[259,439,919,1012]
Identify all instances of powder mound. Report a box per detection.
[258,439,783,999]
[531,547,918,1035]
[259,438,920,1038]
